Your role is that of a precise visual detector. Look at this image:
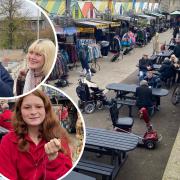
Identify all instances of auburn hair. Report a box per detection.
[12,89,70,155]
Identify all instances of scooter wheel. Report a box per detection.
[145,140,156,149]
[84,103,95,114]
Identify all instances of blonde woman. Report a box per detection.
[16,39,56,95]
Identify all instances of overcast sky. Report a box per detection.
[19,0,41,17]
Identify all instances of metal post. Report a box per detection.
[37,8,40,39]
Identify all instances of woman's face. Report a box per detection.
[21,94,46,127]
[27,51,45,71]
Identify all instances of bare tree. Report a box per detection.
[0,0,23,49]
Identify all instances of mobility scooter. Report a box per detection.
[109,99,161,149]
[76,77,109,114]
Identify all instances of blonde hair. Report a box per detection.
[28,39,56,76]
[170,54,178,63]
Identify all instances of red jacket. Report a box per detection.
[0,132,72,180]
[0,110,13,131]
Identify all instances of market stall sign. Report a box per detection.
[96,24,109,29]
[111,22,121,27]
[77,27,94,33]
[76,21,109,29]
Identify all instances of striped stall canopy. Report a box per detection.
[127,2,133,11]
[37,0,65,15]
[92,1,107,13]
[37,0,83,18]
[71,2,84,19]
[135,2,140,13]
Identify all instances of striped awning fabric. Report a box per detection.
[37,0,65,15]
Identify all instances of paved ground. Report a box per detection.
[49,30,180,180]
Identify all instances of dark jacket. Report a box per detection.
[173,27,179,38]
[144,75,161,88]
[139,58,153,72]
[135,85,153,108]
[159,60,174,81]
[16,77,25,96]
[0,63,14,97]
[174,44,180,58]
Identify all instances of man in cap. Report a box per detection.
[135,80,154,116]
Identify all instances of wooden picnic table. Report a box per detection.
[106,83,169,97]
[83,127,138,179]
[86,127,138,152]
[63,171,96,180]
[157,50,173,57]
[156,50,173,64]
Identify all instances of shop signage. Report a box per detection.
[77,27,94,33]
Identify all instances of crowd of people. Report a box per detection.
[136,25,180,115]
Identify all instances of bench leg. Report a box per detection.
[102,175,111,180]
[128,106,132,117]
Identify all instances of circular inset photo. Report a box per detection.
[0,84,85,180]
[0,0,57,98]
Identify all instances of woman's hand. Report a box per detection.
[44,139,61,161]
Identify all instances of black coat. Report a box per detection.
[135,85,153,108]
[0,63,14,97]
[174,44,180,58]
[139,58,153,71]
[144,75,161,88]
[159,60,174,80]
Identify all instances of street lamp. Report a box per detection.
[37,8,40,39]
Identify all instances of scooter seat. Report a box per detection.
[90,87,104,93]
[116,117,134,129]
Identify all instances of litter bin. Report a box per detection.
[100,41,109,56]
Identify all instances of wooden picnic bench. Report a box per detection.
[63,171,96,180]
[156,50,173,64]
[106,83,169,117]
[116,98,137,117]
[75,127,138,180]
[75,159,114,180]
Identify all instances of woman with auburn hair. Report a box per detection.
[0,89,72,180]
[16,39,56,95]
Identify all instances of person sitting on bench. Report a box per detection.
[144,71,161,110]
[159,58,175,85]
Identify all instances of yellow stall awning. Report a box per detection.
[76,21,109,29]
[77,27,94,33]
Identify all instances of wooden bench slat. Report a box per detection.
[80,160,114,169]
[76,160,114,176]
